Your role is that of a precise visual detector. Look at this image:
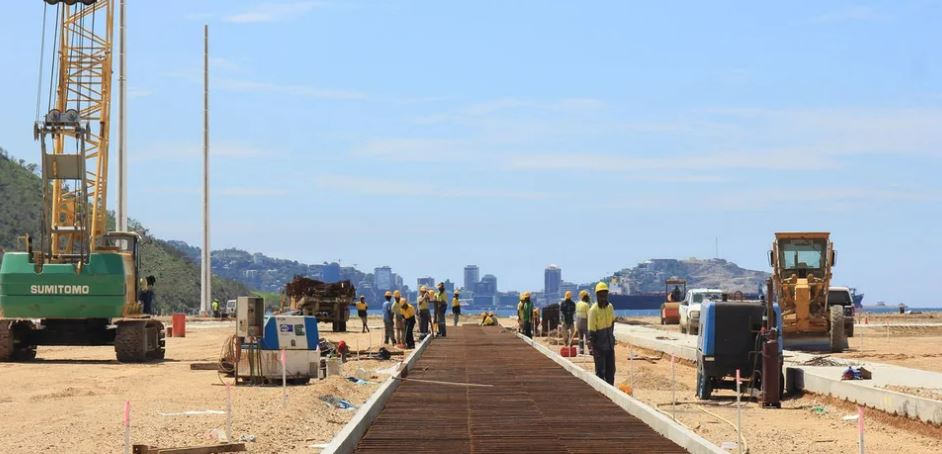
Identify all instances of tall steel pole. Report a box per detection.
[201,25,211,315]
[116,0,127,232]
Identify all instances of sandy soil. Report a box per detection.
[535,338,942,454]
[0,318,406,454]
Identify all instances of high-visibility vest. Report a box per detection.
[418,296,430,311]
[400,303,416,319]
[452,297,460,308]
[575,300,590,319]
[356,301,367,311]
[588,303,615,332]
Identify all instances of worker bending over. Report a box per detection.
[435,282,447,337]
[418,286,431,337]
[399,297,417,349]
[521,292,534,338]
[588,282,616,385]
[560,291,576,347]
[356,296,370,333]
[393,291,405,346]
[452,291,461,326]
[382,291,395,345]
[480,311,497,326]
[575,290,590,354]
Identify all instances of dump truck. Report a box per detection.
[769,232,847,352]
[281,276,354,332]
[660,277,686,325]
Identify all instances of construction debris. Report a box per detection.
[132,443,246,454]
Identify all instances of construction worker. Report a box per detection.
[211,298,220,319]
[452,290,461,326]
[417,286,431,337]
[521,292,534,338]
[517,295,525,333]
[481,311,497,326]
[669,285,683,303]
[434,282,447,337]
[356,296,370,333]
[560,291,576,347]
[532,306,541,337]
[588,282,616,385]
[393,290,404,346]
[399,297,417,349]
[575,290,590,354]
[382,291,395,345]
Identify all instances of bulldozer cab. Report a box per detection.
[665,278,687,303]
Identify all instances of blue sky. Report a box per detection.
[1,1,940,305]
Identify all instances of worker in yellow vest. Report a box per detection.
[452,290,461,326]
[575,290,590,354]
[417,286,431,337]
[435,282,447,337]
[588,282,616,385]
[517,295,525,333]
[356,296,370,333]
[399,297,416,349]
[393,290,405,346]
[521,292,534,338]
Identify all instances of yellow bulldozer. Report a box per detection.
[769,232,847,352]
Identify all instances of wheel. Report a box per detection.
[696,362,713,399]
[847,321,855,338]
[337,319,347,333]
[690,322,699,336]
[0,320,13,362]
[11,321,37,361]
[147,320,166,361]
[680,323,687,334]
[660,317,665,325]
[115,322,147,362]
[829,305,847,352]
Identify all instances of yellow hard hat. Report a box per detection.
[565,290,572,299]
[393,290,401,297]
[385,291,392,297]
[579,289,589,298]
[595,282,609,293]
[420,285,427,292]
[522,291,531,300]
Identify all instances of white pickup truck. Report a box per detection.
[680,288,724,335]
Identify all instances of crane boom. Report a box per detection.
[48,0,113,260]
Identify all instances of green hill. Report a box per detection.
[0,146,252,314]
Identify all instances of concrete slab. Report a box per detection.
[614,322,942,425]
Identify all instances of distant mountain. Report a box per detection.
[609,258,769,295]
[0,147,252,314]
[165,241,369,294]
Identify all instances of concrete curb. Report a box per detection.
[321,334,433,454]
[517,334,727,454]
[790,367,942,425]
[616,329,697,361]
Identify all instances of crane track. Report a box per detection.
[352,326,685,453]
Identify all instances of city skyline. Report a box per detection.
[0,2,938,305]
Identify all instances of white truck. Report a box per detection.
[828,287,856,337]
[680,288,724,335]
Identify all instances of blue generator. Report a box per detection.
[697,301,783,400]
[237,315,321,384]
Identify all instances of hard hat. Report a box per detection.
[454,290,460,295]
[565,290,572,299]
[420,285,427,292]
[522,291,531,300]
[437,282,445,288]
[595,282,609,293]
[579,289,589,298]
[393,290,401,297]
[359,295,366,300]
[385,291,392,297]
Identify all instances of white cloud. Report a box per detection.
[314,175,550,200]
[223,2,324,24]
[217,78,367,100]
[351,138,475,163]
[130,142,277,162]
[811,6,881,24]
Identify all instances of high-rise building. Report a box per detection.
[463,265,480,291]
[323,262,341,283]
[417,276,435,290]
[476,274,498,297]
[544,265,562,300]
[374,266,393,291]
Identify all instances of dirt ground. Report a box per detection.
[0,317,406,454]
[534,337,942,454]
